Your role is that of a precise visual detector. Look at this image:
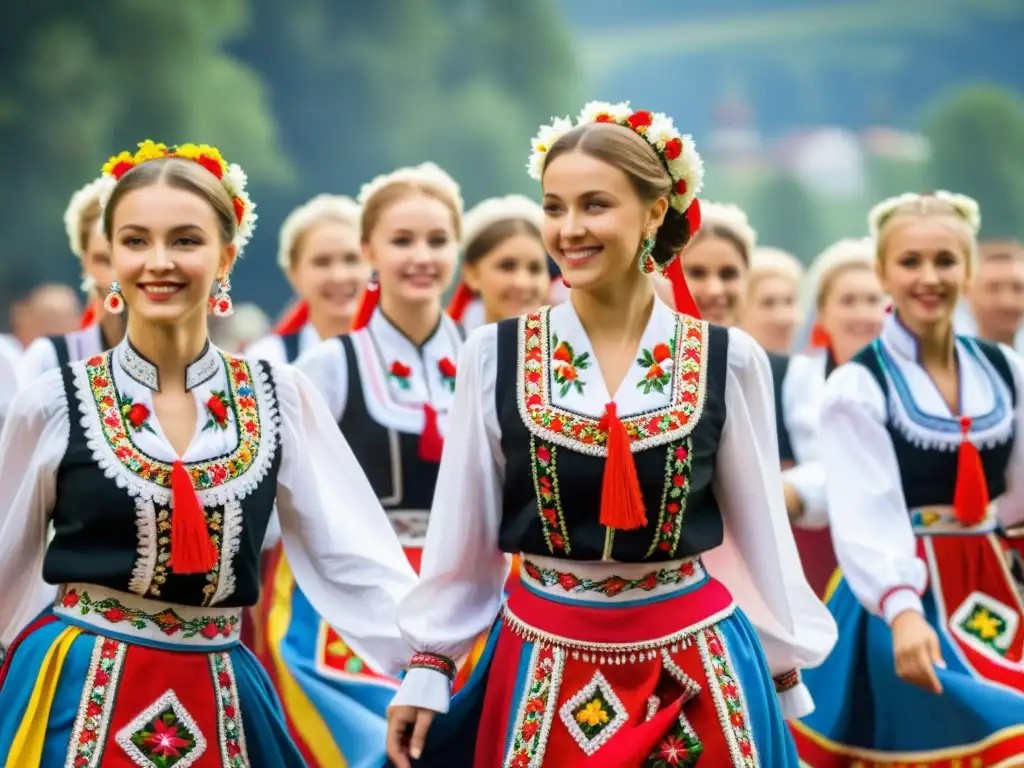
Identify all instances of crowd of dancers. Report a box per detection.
[0,98,1023,768]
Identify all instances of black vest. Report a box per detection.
[494,317,730,561]
[335,335,437,512]
[43,361,281,607]
[768,350,838,467]
[281,332,301,364]
[851,338,1016,509]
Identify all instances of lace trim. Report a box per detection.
[72,354,280,507]
[127,499,158,596]
[211,499,243,606]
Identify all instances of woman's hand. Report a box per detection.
[386,705,435,768]
[891,610,945,694]
[783,482,804,521]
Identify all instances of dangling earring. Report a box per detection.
[637,234,657,274]
[209,275,234,317]
[104,280,125,314]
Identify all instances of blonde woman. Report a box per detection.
[743,246,804,353]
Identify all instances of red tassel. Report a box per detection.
[665,257,701,319]
[169,460,217,574]
[447,281,475,323]
[684,198,703,236]
[80,302,97,329]
[954,416,990,526]
[273,300,310,335]
[419,403,444,462]
[350,281,379,332]
[809,323,832,349]
[598,402,647,530]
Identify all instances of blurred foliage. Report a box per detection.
[923,85,1024,239]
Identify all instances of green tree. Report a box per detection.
[923,85,1024,239]
[0,0,289,314]
[745,173,825,263]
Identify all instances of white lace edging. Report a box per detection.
[211,499,243,605]
[127,498,158,596]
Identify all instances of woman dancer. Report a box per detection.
[262,162,463,767]
[386,101,836,767]
[770,238,886,597]
[0,141,416,767]
[247,194,370,365]
[447,194,550,330]
[20,177,126,380]
[742,246,803,353]
[792,192,1024,765]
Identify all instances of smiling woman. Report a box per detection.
[0,141,418,768]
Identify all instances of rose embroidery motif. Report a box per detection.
[203,391,231,431]
[551,335,590,397]
[121,397,155,433]
[636,341,674,394]
[438,357,457,392]
[389,361,412,390]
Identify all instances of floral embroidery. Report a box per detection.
[550,335,590,397]
[701,627,757,766]
[519,309,707,453]
[645,716,703,767]
[201,507,225,606]
[203,391,231,431]
[636,341,675,395]
[148,505,171,598]
[119,396,155,433]
[646,439,694,558]
[530,437,571,554]
[559,670,629,755]
[115,690,207,767]
[504,644,564,768]
[389,361,412,390]
[522,558,701,597]
[210,652,249,766]
[68,637,127,767]
[61,588,239,641]
[438,357,457,392]
[84,353,261,492]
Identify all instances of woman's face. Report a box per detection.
[541,150,663,293]
[288,219,370,322]
[742,273,800,352]
[879,217,969,333]
[464,232,550,322]
[367,193,458,306]
[819,265,886,356]
[682,233,747,326]
[111,183,234,326]
[82,220,114,301]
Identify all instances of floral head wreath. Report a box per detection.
[527,101,704,238]
[277,194,360,271]
[868,190,981,239]
[462,194,543,248]
[65,176,115,260]
[698,201,757,259]
[100,140,257,254]
[357,161,464,221]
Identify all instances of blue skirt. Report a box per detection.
[792,535,1024,765]
[0,609,306,767]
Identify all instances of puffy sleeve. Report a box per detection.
[703,328,838,720]
[818,361,928,623]
[0,371,69,647]
[996,344,1024,530]
[0,343,21,430]
[243,334,287,367]
[293,338,350,421]
[390,324,508,714]
[273,363,417,676]
[781,354,829,530]
[17,337,59,390]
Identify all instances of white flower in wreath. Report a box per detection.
[528,117,573,179]
[578,101,632,124]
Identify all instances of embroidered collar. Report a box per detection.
[117,339,221,393]
[368,307,459,352]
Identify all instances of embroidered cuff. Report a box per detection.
[772,669,801,694]
[1003,523,1024,539]
[408,652,456,681]
[880,586,924,626]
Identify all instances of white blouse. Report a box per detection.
[0,341,20,433]
[392,299,837,718]
[779,352,830,529]
[19,324,109,387]
[0,339,417,675]
[821,313,1024,624]
[294,308,461,435]
[245,322,323,366]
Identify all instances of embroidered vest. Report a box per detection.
[495,310,729,562]
[44,356,280,608]
[336,334,437,515]
[851,338,1017,509]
